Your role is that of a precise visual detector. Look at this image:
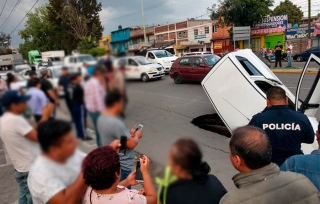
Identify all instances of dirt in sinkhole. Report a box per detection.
[191,113,231,138]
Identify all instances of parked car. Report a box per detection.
[201,50,319,154]
[183,51,212,56]
[293,46,320,62]
[114,56,165,82]
[170,54,221,84]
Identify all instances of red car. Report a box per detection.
[170,54,221,84]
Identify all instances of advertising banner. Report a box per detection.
[214,42,223,49]
[285,27,316,39]
[251,14,288,35]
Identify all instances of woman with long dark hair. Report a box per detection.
[159,138,227,204]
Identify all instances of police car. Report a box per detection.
[114,56,165,82]
[202,49,320,154]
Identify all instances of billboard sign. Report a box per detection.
[285,27,316,39]
[252,14,288,35]
[195,34,206,39]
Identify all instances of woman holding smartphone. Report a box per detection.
[82,146,157,204]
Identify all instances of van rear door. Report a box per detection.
[295,54,320,117]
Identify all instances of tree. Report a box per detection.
[0,32,11,48]
[18,6,61,58]
[272,0,303,24]
[88,47,106,57]
[216,0,274,27]
[78,36,97,54]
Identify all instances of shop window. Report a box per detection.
[205,27,209,34]
[213,25,218,33]
[194,29,198,36]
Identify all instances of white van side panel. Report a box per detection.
[202,57,266,131]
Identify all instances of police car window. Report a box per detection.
[236,56,262,76]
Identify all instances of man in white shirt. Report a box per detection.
[28,120,139,204]
[287,41,293,68]
[0,90,52,204]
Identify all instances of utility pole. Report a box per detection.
[140,0,147,48]
[308,0,311,48]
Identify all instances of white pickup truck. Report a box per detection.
[145,50,178,73]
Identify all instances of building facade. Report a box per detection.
[111,27,131,55]
[99,34,111,54]
[154,20,213,55]
[129,26,155,53]
[210,23,232,53]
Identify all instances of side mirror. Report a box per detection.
[200,63,206,67]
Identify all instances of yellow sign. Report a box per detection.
[214,42,223,49]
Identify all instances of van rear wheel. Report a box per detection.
[174,73,182,84]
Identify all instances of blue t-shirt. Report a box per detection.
[87,66,94,75]
[249,105,315,165]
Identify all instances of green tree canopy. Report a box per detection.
[78,36,97,54]
[217,0,274,27]
[272,0,303,24]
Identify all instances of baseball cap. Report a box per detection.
[1,90,31,107]
[62,66,68,70]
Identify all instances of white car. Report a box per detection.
[202,49,319,154]
[45,66,65,96]
[183,51,212,56]
[145,50,178,73]
[64,54,96,75]
[114,56,165,82]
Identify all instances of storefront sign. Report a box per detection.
[285,27,316,39]
[251,14,288,35]
[195,34,206,39]
[214,42,222,49]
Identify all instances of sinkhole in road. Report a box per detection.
[191,113,231,138]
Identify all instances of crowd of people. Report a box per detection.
[260,41,293,68]
[0,58,319,204]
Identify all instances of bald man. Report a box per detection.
[220,126,319,204]
[249,86,314,166]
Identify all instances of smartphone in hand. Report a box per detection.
[119,136,127,156]
[135,161,144,182]
[135,124,144,132]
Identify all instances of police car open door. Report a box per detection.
[295,54,320,117]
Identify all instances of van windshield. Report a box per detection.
[78,55,95,62]
[153,50,173,58]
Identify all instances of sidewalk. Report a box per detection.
[272,67,318,75]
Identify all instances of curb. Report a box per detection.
[272,70,317,75]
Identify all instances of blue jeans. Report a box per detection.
[14,171,33,204]
[121,169,132,189]
[287,53,292,67]
[72,105,87,139]
[88,111,102,147]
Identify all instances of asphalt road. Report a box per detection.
[1,73,320,204]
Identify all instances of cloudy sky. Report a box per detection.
[0,0,318,49]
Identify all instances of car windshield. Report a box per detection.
[203,55,221,66]
[153,51,173,58]
[77,55,95,62]
[136,57,152,65]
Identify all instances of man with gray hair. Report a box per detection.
[220,126,319,204]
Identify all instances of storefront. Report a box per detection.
[286,26,319,54]
[182,23,212,53]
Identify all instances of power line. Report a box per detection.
[0,0,21,32]
[9,0,38,35]
[0,0,8,19]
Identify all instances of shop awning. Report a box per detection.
[210,36,229,41]
[174,45,189,49]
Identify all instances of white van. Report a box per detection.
[202,49,320,154]
[114,56,164,82]
[64,54,96,75]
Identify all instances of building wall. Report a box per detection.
[211,23,231,53]
[99,34,111,53]
[111,28,131,42]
